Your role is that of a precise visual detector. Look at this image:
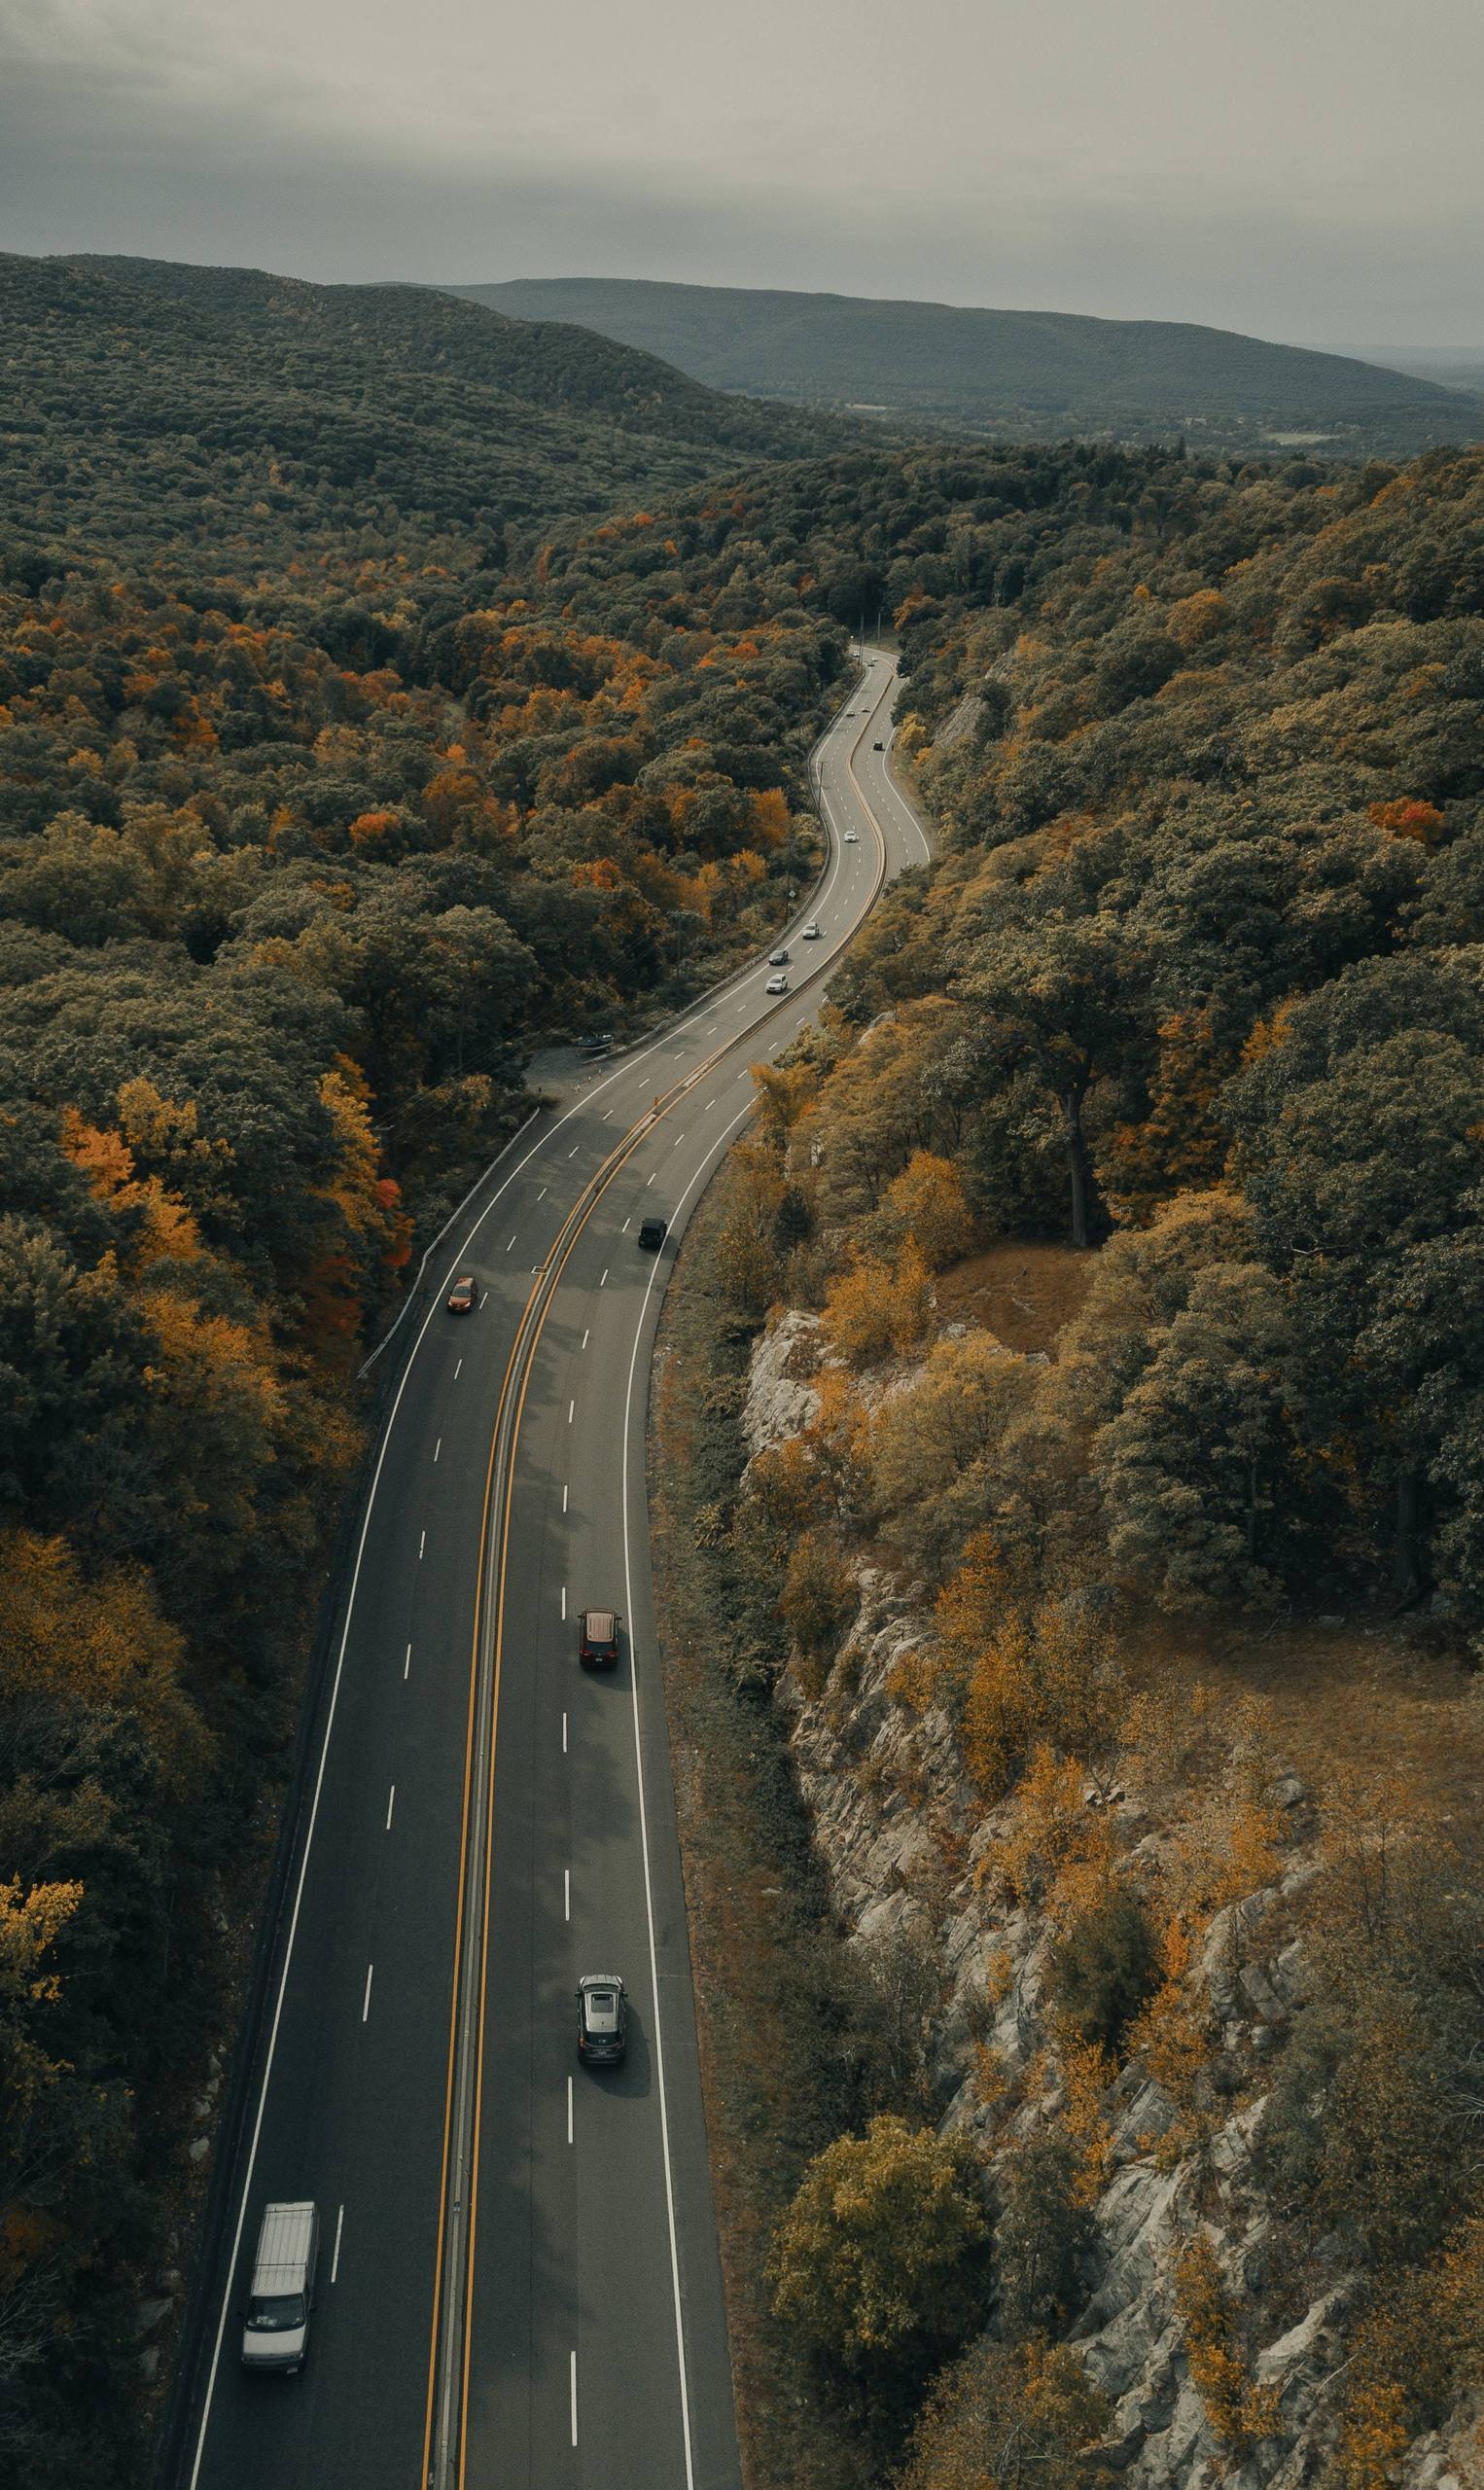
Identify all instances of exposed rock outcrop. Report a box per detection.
[747,1326,1438,2490]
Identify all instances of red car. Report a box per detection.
[445,1273,479,1315]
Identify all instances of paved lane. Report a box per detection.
[180,651,931,2490]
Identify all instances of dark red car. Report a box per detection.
[445,1273,479,1315]
[578,1608,620,1669]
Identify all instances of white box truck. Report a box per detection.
[240,2200,319,2374]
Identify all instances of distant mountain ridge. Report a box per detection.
[0,253,844,578]
[445,276,1484,460]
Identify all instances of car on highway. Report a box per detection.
[445,1273,479,1315]
[764,972,790,994]
[578,1607,620,1669]
[873,739,885,751]
[768,947,790,965]
[801,921,821,940]
[638,1215,668,1250]
[843,829,860,843]
[240,2201,319,2375]
[577,1974,628,2066]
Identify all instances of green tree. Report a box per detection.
[965,912,1132,1250]
[995,2134,1098,2341]
[1049,1883,1161,2055]
[771,2116,991,2410]
[1094,1262,1305,1608]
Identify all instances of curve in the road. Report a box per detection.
[177,650,930,2490]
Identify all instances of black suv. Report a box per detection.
[577,1974,628,2066]
[638,1216,668,1251]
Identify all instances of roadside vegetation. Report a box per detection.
[652,442,1484,2486]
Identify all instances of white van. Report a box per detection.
[241,2200,319,2374]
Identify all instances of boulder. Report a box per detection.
[742,1308,823,1455]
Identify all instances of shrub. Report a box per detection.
[780,1530,855,1690]
[994,2133,1098,2340]
[897,2335,1112,2490]
[1049,1883,1161,2055]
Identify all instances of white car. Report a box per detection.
[843,829,860,843]
[801,921,822,940]
[764,973,790,995]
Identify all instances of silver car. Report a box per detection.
[577,1974,628,2066]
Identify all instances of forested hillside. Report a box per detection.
[2,253,840,577]
[614,443,1484,2487]
[451,276,1484,461]
[4,241,1482,2489]
[0,254,843,2485]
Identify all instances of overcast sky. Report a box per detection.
[2,0,1480,349]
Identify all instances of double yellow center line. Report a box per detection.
[419,707,895,2489]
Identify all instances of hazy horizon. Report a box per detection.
[3,0,1481,352]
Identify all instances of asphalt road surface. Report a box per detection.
[180,650,932,2490]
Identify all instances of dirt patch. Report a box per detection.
[1125,1610,1482,1824]
[935,1239,1094,1355]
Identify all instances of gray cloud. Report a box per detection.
[1,0,1480,348]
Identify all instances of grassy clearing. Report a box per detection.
[933,1239,1095,1355]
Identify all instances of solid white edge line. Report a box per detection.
[183,1102,538,2487]
[186,656,909,2485]
[618,1094,756,2490]
[599,676,903,2485]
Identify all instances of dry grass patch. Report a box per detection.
[1122,1611,1482,1825]
[935,1241,1094,1355]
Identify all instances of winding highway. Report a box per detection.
[177,647,931,2490]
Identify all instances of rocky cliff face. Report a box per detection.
[742,1310,1464,2490]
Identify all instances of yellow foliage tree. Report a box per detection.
[0,1528,202,1783]
[962,1598,1127,1800]
[0,1874,85,2137]
[1175,2233,1282,2451]
[304,1061,411,1340]
[117,1075,235,1219]
[750,1057,818,1141]
[1333,2222,1484,2490]
[824,1237,937,1369]
[709,1137,784,1314]
[884,1150,974,1270]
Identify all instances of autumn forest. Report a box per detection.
[2,249,1483,2489]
